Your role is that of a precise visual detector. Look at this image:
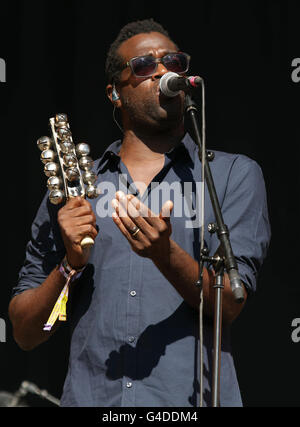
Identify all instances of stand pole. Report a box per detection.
[185,91,245,407]
[185,93,244,303]
[212,262,224,407]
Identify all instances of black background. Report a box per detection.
[0,0,299,407]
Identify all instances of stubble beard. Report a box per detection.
[121,91,185,137]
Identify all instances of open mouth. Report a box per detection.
[158,89,179,102]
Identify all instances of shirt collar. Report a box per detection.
[96,139,122,172]
[96,132,196,172]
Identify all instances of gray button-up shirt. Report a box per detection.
[13,133,271,407]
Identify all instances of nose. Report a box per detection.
[151,62,168,80]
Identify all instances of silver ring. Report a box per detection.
[130,226,140,238]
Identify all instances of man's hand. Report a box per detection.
[57,197,98,269]
[111,191,173,262]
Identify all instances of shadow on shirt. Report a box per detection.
[104,302,223,406]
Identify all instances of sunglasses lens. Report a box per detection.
[131,56,156,77]
[163,53,189,74]
[129,53,190,77]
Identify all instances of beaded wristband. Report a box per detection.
[43,257,86,332]
[59,256,86,282]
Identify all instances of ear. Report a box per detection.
[106,83,121,108]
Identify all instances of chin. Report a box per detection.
[157,107,184,129]
[146,115,184,136]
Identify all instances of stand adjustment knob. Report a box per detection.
[208,223,218,234]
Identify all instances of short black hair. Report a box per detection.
[105,18,177,84]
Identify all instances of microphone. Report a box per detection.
[159,72,202,97]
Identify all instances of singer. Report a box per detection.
[9,19,271,407]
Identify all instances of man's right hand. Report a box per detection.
[57,196,98,269]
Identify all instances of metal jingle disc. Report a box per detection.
[37,136,52,151]
[82,170,97,185]
[63,154,77,168]
[60,140,75,154]
[76,142,90,158]
[55,121,68,129]
[55,113,68,125]
[47,175,62,191]
[85,184,98,199]
[65,167,80,182]
[40,149,56,164]
[44,162,59,177]
[79,155,93,171]
[49,189,65,205]
[57,127,71,141]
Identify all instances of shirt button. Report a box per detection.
[126,382,132,388]
[130,290,136,297]
[128,336,135,343]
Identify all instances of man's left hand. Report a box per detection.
[111,191,173,261]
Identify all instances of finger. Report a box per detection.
[112,198,137,231]
[112,211,145,250]
[125,195,167,235]
[118,193,157,223]
[126,194,157,219]
[117,194,155,238]
[112,212,135,242]
[160,200,173,222]
[63,201,95,220]
[74,214,97,227]
[64,196,86,210]
[73,224,98,244]
[115,192,138,218]
[72,205,96,219]
[111,199,148,245]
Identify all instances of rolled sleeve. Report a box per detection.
[219,155,271,295]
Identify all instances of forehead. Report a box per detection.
[117,32,178,60]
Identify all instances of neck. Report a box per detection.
[119,124,184,164]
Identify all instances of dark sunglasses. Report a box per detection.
[121,52,191,78]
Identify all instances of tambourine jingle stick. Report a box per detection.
[49,117,94,249]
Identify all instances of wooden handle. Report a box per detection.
[80,236,94,248]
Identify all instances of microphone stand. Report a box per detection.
[185,92,245,407]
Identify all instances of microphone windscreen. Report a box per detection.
[159,72,180,97]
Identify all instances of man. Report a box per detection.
[9,19,270,407]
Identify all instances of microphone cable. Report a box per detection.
[198,78,206,408]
